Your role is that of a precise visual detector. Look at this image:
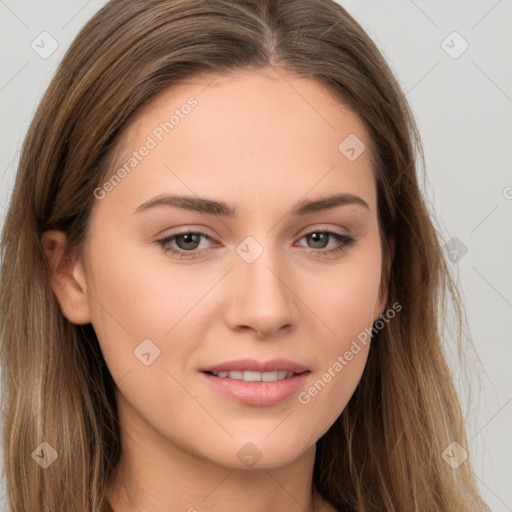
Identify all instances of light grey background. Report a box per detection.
[0,0,511,510]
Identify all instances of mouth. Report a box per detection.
[199,360,311,406]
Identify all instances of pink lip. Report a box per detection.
[199,359,311,407]
[200,371,310,407]
[200,358,309,374]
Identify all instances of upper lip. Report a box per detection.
[200,358,310,374]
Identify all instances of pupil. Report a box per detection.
[309,232,328,249]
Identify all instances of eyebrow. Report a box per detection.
[134,192,370,217]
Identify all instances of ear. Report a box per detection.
[373,234,396,321]
[41,230,92,325]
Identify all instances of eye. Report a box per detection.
[156,231,214,260]
[296,230,355,258]
[155,229,355,260]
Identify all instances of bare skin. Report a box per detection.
[43,67,393,512]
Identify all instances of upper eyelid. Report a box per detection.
[160,222,351,238]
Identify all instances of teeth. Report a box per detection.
[243,370,261,381]
[212,370,296,381]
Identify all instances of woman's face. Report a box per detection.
[60,68,389,469]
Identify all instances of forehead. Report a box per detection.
[97,68,376,219]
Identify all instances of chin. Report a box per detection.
[203,436,315,471]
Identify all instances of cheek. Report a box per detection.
[302,248,382,342]
[294,251,381,425]
[84,235,218,380]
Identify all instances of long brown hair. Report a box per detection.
[0,0,490,510]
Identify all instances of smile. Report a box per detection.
[206,370,301,382]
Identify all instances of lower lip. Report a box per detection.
[200,371,310,406]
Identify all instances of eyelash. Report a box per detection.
[155,230,355,260]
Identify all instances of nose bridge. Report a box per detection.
[225,234,298,336]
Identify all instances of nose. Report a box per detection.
[224,244,300,339]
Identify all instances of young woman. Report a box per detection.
[0,0,490,511]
